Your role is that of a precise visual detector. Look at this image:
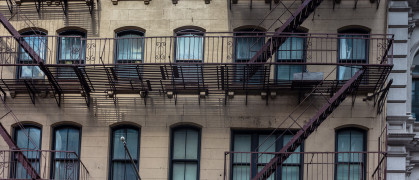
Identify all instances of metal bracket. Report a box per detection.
[73,66,91,107]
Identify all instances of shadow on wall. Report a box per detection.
[0,1,100,36]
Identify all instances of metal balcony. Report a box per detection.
[0,32,393,106]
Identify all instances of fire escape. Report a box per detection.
[0,0,392,178]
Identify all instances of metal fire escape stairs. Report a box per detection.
[243,0,388,178]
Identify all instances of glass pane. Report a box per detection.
[235,36,264,61]
[276,65,304,81]
[412,80,419,119]
[350,131,363,162]
[20,66,44,79]
[337,130,351,162]
[185,129,198,159]
[339,35,366,61]
[173,129,187,159]
[54,129,68,158]
[336,164,362,180]
[113,129,126,159]
[176,34,203,61]
[126,128,139,159]
[338,66,361,80]
[16,128,30,150]
[67,128,80,157]
[257,166,274,180]
[232,165,250,180]
[173,162,185,180]
[281,166,299,180]
[14,161,40,179]
[112,162,125,180]
[60,37,85,61]
[283,135,300,164]
[233,134,251,163]
[172,162,197,180]
[117,33,143,61]
[277,37,304,60]
[54,161,79,180]
[258,135,275,163]
[185,163,198,180]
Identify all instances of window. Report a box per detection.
[170,126,201,180]
[57,30,86,78]
[335,128,366,180]
[18,30,47,79]
[276,35,306,81]
[338,29,369,80]
[175,29,204,63]
[231,131,302,180]
[51,126,81,180]
[11,125,42,179]
[109,126,140,180]
[116,30,144,64]
[234,30,265,83]
[174,29,204,83]
[412,66,419,119]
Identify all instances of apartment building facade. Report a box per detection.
[0,0,392,179]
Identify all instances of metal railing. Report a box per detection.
[223,151,386,180]
[0,32,393,66]
[0,149,89,179]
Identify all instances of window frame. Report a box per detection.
[174,29,205,63]
[17,30,47,79]
[50,125,82,180]
[114,30,145,64]
[230,130,304,180]
[334,127,367,180]
[57,30,86,65]
[337,29,370,81]
[169,125,202,180]
[275,33,308,82]
[11,124,42,179]
[108,125,141,180]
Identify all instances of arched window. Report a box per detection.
[175,29,204,63]
[276,29,307,81]
[109,125,140,180]
[169,126,201,180]
[57,29,86,78]
[51,125,81,179]
[231,130,303,180]
[11,125,42,179]
[234,27,265,84]
[18,30,47,79]
[337,28,369,80]
[115,30,144,64]
[335,128,366,180]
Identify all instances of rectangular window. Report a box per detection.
[170,127,201,180]
[18,33,46,79]
[109,127,140,180]
[57,31,86,78]
[335,129,366,180]
[51,126,81,180]
[231,131,302,180]
[234,34,265,84]
[175,32,204,84]
[276,36,305,81]
[338,34,368,80]
[12,126,41,179]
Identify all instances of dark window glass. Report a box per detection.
[12,125,41,179]
[170,127,200,180]
[412,67,419,119]
[234,31,266,84]
[109,126,140,180]
[116,31,144,64]
[51,126,81,180]
[57,30,86,78]
[231,131,302,180]
[276,36,306,81]
[18,31,47,79]
[174,30,204,83]
[335,128,366,180]
[338,31,369,80]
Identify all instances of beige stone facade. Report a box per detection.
[0,0,390,179]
